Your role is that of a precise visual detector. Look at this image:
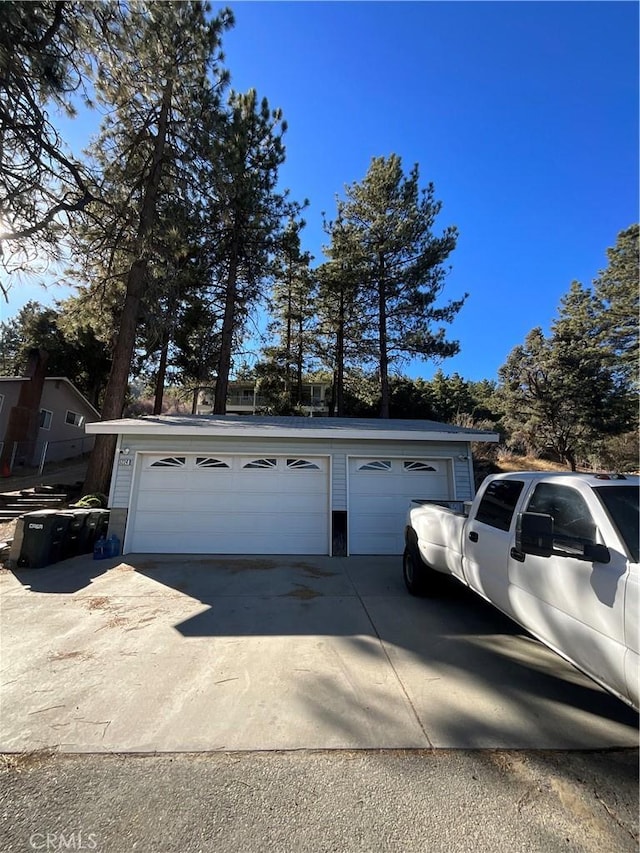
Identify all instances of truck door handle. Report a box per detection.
[510,547,525,562]
[469,531,478,542]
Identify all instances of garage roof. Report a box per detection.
[86,414,499,443]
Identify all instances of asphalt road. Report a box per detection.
[1,748,638,853]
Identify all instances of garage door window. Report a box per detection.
[243,458,277,469]
[195,457,230,468]
[287,458,320,470]
[358,460,391,471]
[403,460,437,472]
[150,457,186,468]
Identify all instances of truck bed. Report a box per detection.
[410,499,469,515]
[408,500,468,578]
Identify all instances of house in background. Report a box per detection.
[0,373,100,470]
[196,380,332,416]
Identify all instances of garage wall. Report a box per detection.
[110,434,474,510]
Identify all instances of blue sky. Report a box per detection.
[3,1,638,383]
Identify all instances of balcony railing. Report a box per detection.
[224,391,329,409]
[226,393,269,407]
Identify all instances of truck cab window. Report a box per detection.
[526,483,597,554]
[475,480,524,531]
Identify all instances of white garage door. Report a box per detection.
[127,454,329,554]
[349,457,452,555]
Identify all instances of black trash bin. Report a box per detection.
[17,511,74,569]
[76,509,110,555]
[61,509,91,560]
[49,511,75,564]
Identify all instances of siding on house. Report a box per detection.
[38,380,98,461]
[0,376,99,465]
[109,433,474,511]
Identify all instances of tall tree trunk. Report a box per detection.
[89,382,102,411]
[153,329,170,415]
[335,287,345,417]
[285,263,293,398]
[295,309,303,407]
[84,77,174,495]
[213,251,239,414]
[378,254,390,418]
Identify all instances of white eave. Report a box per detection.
[85,415,499,444]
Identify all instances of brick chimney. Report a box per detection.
[0,348,49,472]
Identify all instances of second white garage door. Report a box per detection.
[348,457,453,555]
[127,454,330,554]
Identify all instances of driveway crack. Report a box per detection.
[347,572,433,748]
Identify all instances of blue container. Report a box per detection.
[106,534,121,558]
[93,536,108,560]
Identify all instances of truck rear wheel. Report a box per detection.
[403,545,438,597]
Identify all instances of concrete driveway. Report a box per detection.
[0,554,637,752]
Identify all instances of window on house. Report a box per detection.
[39,409,53,430]
[65,410,85,428]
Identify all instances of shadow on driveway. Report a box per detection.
[3,552,638,749]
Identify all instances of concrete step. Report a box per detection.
[0,510,29,520]
[0,485,79,521]
[0,487,72,503]
[8,496,65,503]
[20,491,69,499]
[3,506,65,514]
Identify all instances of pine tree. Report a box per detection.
[263,219,317,409]
[325,155,464,417]
[206,88,291,414]
[0,1,99,292]
[316,213,374,416]
[498,281,633,469]
[1,299,111,405]
[592,224,639,385]
[79,2,232,493]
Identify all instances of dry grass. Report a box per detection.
[472,452,571,490]
[493,453,570,474]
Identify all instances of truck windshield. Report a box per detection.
[594,486,639,563]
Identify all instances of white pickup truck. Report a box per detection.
[404,471,639,711]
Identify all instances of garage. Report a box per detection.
[87,415,498,556]
[348,456,452,555]
[127,453,330,554]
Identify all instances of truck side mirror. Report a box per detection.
[583,542,611,564]
[516,511,554,558]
